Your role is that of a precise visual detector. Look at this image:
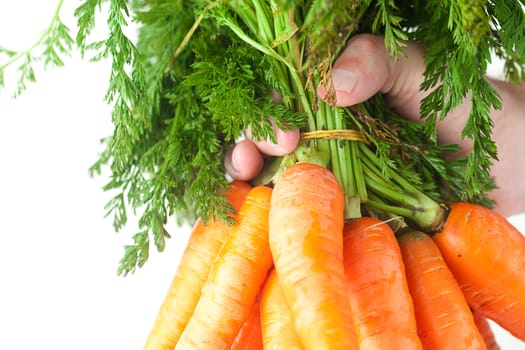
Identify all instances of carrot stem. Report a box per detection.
[359,142,446,231]
[350,141,367,201]
[365,197,416,219]
[224,0,449,230]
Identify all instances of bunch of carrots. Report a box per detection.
[142,162,525,350]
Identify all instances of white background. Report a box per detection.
[1,1,524,349]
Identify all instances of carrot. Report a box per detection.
[432,202,525,340]
[260,269,303,350]
[398,230,487,349]
[342,217,422,349]
[143,181,252,350]
[268,162,357,350]
[175,185,274,349]
[472,310,501,350]
[230,297,263,350]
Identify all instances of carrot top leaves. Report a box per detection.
[0,0,73,97]
[2,0,525,274]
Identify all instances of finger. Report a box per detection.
[317,34,428,122]
[224,139,264,181]
[319,34,475,161]
[318,34,392,107]
[246,123,300,157]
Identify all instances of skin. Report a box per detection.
[224,34,525,217]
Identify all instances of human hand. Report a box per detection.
[224,34,447,180]
[224,124,300,181]
[224,34,525,217]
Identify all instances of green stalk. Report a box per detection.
[350,141,367,201]
[248,1,297,108]
[289,68,315,129]
[227,1,312,129]
[269,2,365,218]
[218,16,295,73]
[332,105,362,218]
[333,107,352,194]
[323,102,344,187]
[225,1,378,221]
[312,100,330,162]
[227,1,258,38]
[362,166,422,209]
[359,142,446,232]
[365,198,416,219]
[251,0,274,43]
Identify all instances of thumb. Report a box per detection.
[317,34,427,123]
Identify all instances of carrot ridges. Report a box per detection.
[260,269,303,350]
[175,185,273,350]
[268,163,357,350]
[398,230,486,350]
[433,202,525,341]
[343,217,422,350]
[230,295,263,350]
[143,181,252,350]
[472,310,501,350]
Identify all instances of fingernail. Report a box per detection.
[230,147,240,173]
[331,69,358,93]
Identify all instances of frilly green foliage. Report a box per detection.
[2,0,524,275]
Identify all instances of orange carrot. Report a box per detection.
[472,310,501,350]
[398,230,486,349]
[342,217,422,350]
[268,163,357,350]
[143,181,252,350]
[230,297,263,350]
[432,202,525,340]
[260,269,303,350]
[175,185,274,349]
